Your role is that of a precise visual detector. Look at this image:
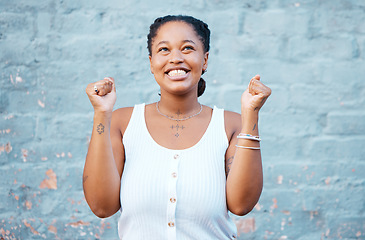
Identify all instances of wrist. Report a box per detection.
[241,110,258,124]
[241,108,259,117]
[94,110,113,118]
[240,111,259,135]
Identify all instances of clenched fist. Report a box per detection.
[86,77,116,113]
[241,75,271,113]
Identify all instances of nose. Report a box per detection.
[169,50,183,64]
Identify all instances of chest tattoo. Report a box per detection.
[170,120,186,138]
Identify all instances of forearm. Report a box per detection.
[83,112,121,217]
[226,111,263,216]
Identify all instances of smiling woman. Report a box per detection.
[83,15,271,240]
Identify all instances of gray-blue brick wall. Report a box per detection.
[1,0,364,239]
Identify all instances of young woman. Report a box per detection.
[84,15,271,239]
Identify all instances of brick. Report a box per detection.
[306,136,365,160]
[244,10,309,37]
[260,136,308,161]
[317,0,365,10]
[326,216,365,239]
[0,12,34,35]
[287,36,356,60]
[217,35,283,59]
[36,114,92,140]
[0,0,56,12]
[309,9,365,35]
[287,83,345,113]
[0,65,38,90]
[324,112,365,135]
[0,115,36,141]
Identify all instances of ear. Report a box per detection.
[149,55,154,74]
[202,52,209,71]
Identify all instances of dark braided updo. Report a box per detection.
[147,15,211,97]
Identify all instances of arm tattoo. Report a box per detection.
[252,123,257,131]
[96,123,105,134]
[225,156,234,176]
[83,175,88,184]
[261,97,267,104]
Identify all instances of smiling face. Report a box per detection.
[149,21,209,97]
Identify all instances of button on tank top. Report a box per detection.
[118,103,237,240]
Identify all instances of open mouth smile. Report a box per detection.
[168,69,187,77]
[165,68,190,78]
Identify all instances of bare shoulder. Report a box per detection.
[224,110,242,141]
[112,107,134,135]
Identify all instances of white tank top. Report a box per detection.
[118,103,237,240]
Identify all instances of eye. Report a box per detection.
[158,47,169,52]
[183,45,194,51]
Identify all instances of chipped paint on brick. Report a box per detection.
[235,217,256,236]
[25,200,32,210]
[38,99,45,108]
[271,198,278,212]
[254,203,262,211]
[39,169,57,190]
[0,129,11,134]
[23,220,39,235]
[325,177,331,185]
[21,149,28,162]
[48,225,57,235]
[3,114,14,120]
[0,142,12,155]
[66,220,90,228]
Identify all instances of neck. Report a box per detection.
[157,90,200,117]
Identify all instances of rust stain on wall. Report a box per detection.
[39,169,57,190]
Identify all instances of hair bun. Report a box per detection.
[198,78,206,97]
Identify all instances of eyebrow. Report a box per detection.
[156,39,196,46]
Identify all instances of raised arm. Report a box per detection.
[225,75,271,216]
[83,77,125,218]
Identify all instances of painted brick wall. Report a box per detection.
[1,0,364,239]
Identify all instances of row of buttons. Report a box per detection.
[168,154,179,229]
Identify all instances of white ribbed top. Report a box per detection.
[118,103,237,240]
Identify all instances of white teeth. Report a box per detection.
[168,69,187,77]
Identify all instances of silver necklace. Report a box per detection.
[156,101,203,121]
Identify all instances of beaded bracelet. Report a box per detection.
[237,133,261,142]
[235,145,261,150]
